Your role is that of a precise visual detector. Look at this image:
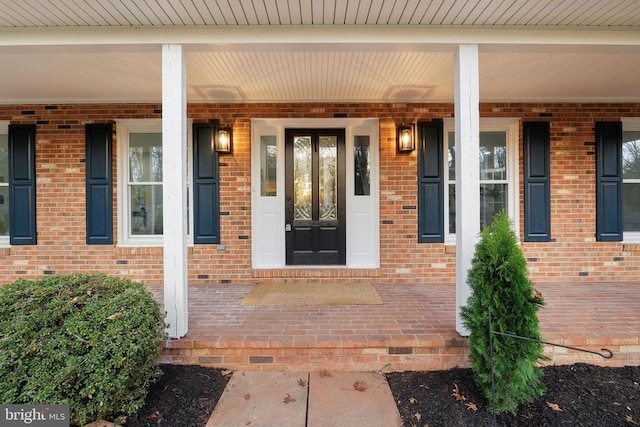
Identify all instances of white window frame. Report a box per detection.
[116,119,193,247]
[0,121,8,247]
[621,118,640,243]
[443,117,519,244]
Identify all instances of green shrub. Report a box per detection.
[0,273,164,426]
[460,212,546,414]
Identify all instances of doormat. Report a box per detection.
[241,282,383,306]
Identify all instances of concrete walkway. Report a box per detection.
[206,371,403,427]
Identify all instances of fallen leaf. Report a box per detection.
[147,411,160,420]
[354,381,367,391]
[452,383,466,402]
[298,378,307,387]
[320,369,332,378]
[413,412,422,421]
[244,393,251,400]
[71,296,79,304]
[546,402,562,412]
[409,397,418,404]
[465,402,478,411]
[283,393,296,404]
[106,312,123,320]
[222,369,233,380]
[625,415,639,425]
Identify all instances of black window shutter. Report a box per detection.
[523,122,551,242]
[9,124,37,245]
[595,121,623,241]
[418,120,444,243]
[193,121,220,244]
[85,123,113,244]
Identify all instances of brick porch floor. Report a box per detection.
[153,282,640,372]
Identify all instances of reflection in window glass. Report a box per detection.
[260,136,277,196]
[129,133,163,235]
[354,136,370,196]
[319,136,337,220]
[294,136,312,220]
[0,135,7,236]
[447,131,508,233]
[623,131,640,231]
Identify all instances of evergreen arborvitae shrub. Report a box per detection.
[0,273,164,426]
[460,212,546,414]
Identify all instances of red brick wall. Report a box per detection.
[1,102,639,285]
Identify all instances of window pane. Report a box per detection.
[0,135,7,236]
[624,182,640,231]
[319,136,337,220]
[130,184,163,235]
[481,183,507,229]
[447,131,508,181]
[448,184,456,233]
[294,136,312,220]
[129,133,162,183]
[0,135,7,184]
[448,132,455,180]
[623,131,640,179]
[448,184,507,233]
[260,136,277,196]
[480,132,507,181]
[0,186,7,236]
[354,135,370,196]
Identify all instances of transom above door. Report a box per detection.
[285,128,346,265]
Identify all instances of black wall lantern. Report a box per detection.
[396,123,415,153]
[214,125,233,154]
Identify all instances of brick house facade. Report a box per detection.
[2,102,639,286]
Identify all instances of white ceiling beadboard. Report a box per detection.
[1,0,640,27]
[0,1,639,103]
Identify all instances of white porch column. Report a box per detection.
[454,45,480,336]
[162,44,188,338]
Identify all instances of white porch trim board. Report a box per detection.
[454,44,480,336]
[162,44,189,338]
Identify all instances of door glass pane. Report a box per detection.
[354,136,370,196]
[130,184,163,235]
[319,136,337,220]
[129,133,162,183]
[480,132,507,180]
[294,136,312,220]
[480,183,507,228]
[261,136,277,196]
[0,135,7,236]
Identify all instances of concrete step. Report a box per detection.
[206,371,402,427]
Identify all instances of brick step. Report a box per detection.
[160,335,639,372]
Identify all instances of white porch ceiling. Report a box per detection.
[0,0,639,104]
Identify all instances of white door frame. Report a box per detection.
[251,118,379,269]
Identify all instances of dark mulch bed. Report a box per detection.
[124,363,640,427]
[124,365,230,427]
[388,364,640,427]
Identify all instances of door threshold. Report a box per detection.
[284,265,347,269]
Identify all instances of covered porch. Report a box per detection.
[154,281,640,372]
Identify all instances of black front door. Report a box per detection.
[285,129,346,265]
